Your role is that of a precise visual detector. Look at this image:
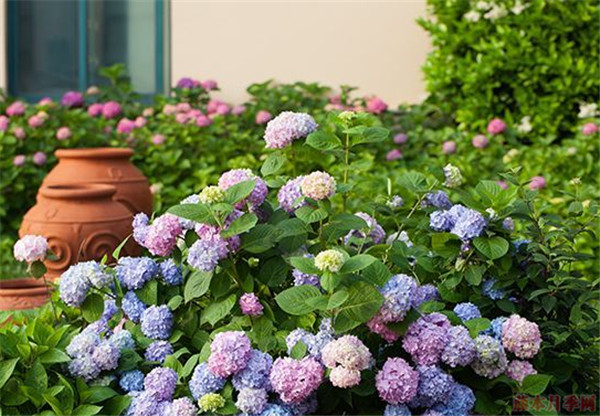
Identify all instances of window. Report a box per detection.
[7,0,169,100]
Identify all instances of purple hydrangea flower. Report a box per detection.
[502,217,515,232]
[384,404,411,416]
[176,77,196,89]
[285,328,333,362]
[236,388,269,414]
[402,313,450,365]
[431,383,476,416]
[140,214,183,257]
[61,91,84,108]
[375,357,419,405]
[453,302,481,322]
[208,331,252,377]
[263,111,318,148]
[239,293,264,316]
[282,393,317,416]
[110,330,136,351]
[144,367,178,401]
[278,176,307,213]
[411,284,440,309]
[66,331,100,358]
[344,212,386,245]
[189,362,227,399]
[429,205,486,240]
[159,259,183,286]
[422,191,453,210]
[270,357,324,404]
[471,335,508,379]
[119,370,145,392]
[116,257,158,290]
[377,274,417,323]
[59,261,110,307]
[129,390,162,416]
[502,315,541,359]
[187,235,228,272]
[411,365,454,408]
[140,305,173,340]
[218,169,268,209]
[145,340,174,363]
[122,291,147,323]
[232,349,273,391]
[506,360,537,383]
[165,397,198,416]
[441,326,476,367]
[68,354,101,381]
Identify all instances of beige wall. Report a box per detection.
[171,1,430,107]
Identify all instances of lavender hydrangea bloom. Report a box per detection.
[502,315,541,359]
[471,335,508,379]
[122,291,147,323]
[375,357,419,405]
[91,340,120,371]
[263,112,318,149]
[506,360,537,383]
[187,236,228,272]
[453,302,481,322]
[67,331,100,358]
[278,176,307,213]
[218,169,268,208]
[441,326,476,367]
[232,349,273,390]
[132,213,150,245]
[411,284,440,309]
[387,195,404,209]
[116,257,158,290]
[429,211,454,232]
[292,268,320,287]
[144,367,178,401]
[165,397,198,416]
[140,305,173,340]
[344,212,386,246]
[258,404,294,416]
[384,404,411,416]
[270,357,324,404]
[68,354,101,381]
[481,278,507,300]
[129,390,162,416]
[59,261,109,306]
[283,393,318,416]
[429,205,486,240]
[102,299,118,322]
[159,259,183,286]
[119,370,145,392]
[189,362,227,399]
[285,328,333,362]
[110,330,136,351]
[422,191,453,209]
[402,313,450,365]
[411,366,454,408]
[378,274,417,323]
[431,383,476,416]
[236,388,268,414]
[145,340,174,363]
[502,217,515,232]
[208,331,253,377]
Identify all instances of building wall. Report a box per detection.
[171,1,430,107]
[0,0,6,89]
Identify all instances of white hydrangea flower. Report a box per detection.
[511,0,528,15]
[464,10,481,22]
[484,4,508,20]
[517,116,532,134]
[315,250,346,273]
[578,102,598,119]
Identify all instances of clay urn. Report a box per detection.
[43,147,152,215]
[19,184,139,279]
[0,278,50,311]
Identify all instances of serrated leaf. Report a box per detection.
[167,203,216,225]
[473,236,509,260]
[224,180,256,205]
[184,271,213,303]
[275,285,322,315]
[339,254,376,274]
[201,294,236,326]
[306,130,342,150]
[261,153,285,176]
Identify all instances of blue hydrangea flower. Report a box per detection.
[91,339,120,371]
[122,291,147,323]
[189,362,227,400]
[116,257,159,290]
[422,191,453,209]
[59,261,109,306]
[66,331,100,358]
[513,239,530,251]
[128,390,161,416]
[412,284,440,309]
[110,330,136,351]
[410,365,454,408]
[387,195,404,209]
[285,328,333,362]
[144,367,177,401]
[258,404,293,416]
[448,205,486,240]
[160,259,183,286]
[502,217,515,232]
[484,317,508,340]
[232,349,273,390]
[187,237,227,272]
[431,383,476,416]
[102,298,119,322]
[453,303,481,322]
[429,211,454,232]
[119,370,145,393]
[471,335,508,379]
[441,326,476,367]
[384,404,411,416]
[68,354,101,381]
[140,305,173,340]
[145,340,174,363]
[282,394,318,416]
[236,388,268,414]
[379,274,417,322]
[481,278,506,300]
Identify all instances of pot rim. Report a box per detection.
[0,278,51,296]
[39,183,117,200]
[55,147,134,159]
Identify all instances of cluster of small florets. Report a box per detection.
[13,234,48,263]
[429,204,487,240]
[443,164,464,188]
[59,261,112,306]
[140,305,174,340]
[198,185,225,204]
[421,191,453,210]
[314,249,346,273]
[278,176,307,214]
[116,256,159,290]
[403,313,452,365]
[285,321,334,362]
[270,356,324,404]
[344,212,386,246]
[321,335,372,388]
[292,255,320,287]
[187,234,229,272]
[453,302,482,322]
[263,111,318,148]
[300,171,336,201]
[471,335,508,378]
[239,292,264,316]
[502,314,541,359]
[218,169,268,209]
[132,213,182,257]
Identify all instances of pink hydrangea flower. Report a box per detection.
[270,357,323,404]
[506,360,537,383]
[208,331,252,377]
[393,133,408,144]
[56,127,72,140]
[13,127,26,140]
[529,176,546,190]
[201,79,218,90]
[133,213,182,257]
[442,141,456,154]
[232,105,246,116]
[28,115,44,128]
[300,171,336,201]
[163,104,177,115]
[14,235,48,263]
[175,112,191,124]
[375,357,419,404]
[321,335,371,371]
[218,169,268,209]
[196,115,213,127]
[472,134,489,149]
[38,97,53,106]
[6,101,26,116]
[497,180,509,190]
[142,107,154,117]
[215,103,230,116]
[116,118,136,134]
[152,134,165,145]
[255,110,272,125]
[387,149,403,161]
[366,96,388,114]
[102,101,122,119]
[176,102,192,113]
[88,103,104,117]
[135,117,147,128]
[502,315,541,359]
[487,118,507,135]
[330,367,361,388]
[0,115,9,131]
[582,122,599,135]
[239,293,264,316]
[33,152,47,166]
[263,112,318,149]
[13,155,26,166]
[367,312,400,343]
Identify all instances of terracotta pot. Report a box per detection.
[0,278,50,311]
[43,147,152,215]
[19,184,139,279]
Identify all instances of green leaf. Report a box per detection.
[81,386,118,404]
[258,257,289,287]
[39,348,70,364]
[306,130,342,150]
[167,295,183,311]
[224,180,256,205]
[337,282,383,324]
[221,213,258,238]
[136,279,158,305]
[431,233,461,257]
[473,236,509,260]
[25,360,47,392]
[201,294,237,326]
[339,254,376,274]
[275,285,322,315]
[167,203,216,225]
[361,260,392,286]
[398,172,427,192]
[0,358,19,389]
[72,404,102,416]
[328,290,349,309]
[290,340,307,359]
[102,396,132,416]
[520,374,552,395]
[351,126,389,145]
[82,293,104,323]
[30,261,47,278]
[464,318,491,338]
[111,235,131,260]
[295,206,329,224]
[242,224,282,253]
[418,301,445,313]
[261,153,285,176]
[465,264,485,286]
[184,271,213,303]
[289,256,319,275]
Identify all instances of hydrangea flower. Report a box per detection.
[110,330,136,351]
[198,393,226,413]
[140,305,173,340]
[387,195,404,209]
[329,366,361,388]
[285,328,333,362]
[344,212,386,245]
[232,349,273,391]
[236,388,268,414]
[67,331,100,358]
[165,397,198,416]
[102,101,122,119]
[442,140,456,154]
[198,185,225,204]
[383,404,411,416]
[187,235,229,272]
[122,291,147,323]
[314,250,345,273]
[431,383,476,416]
[441,326,476,367]
[375,357,419,404]
[386,231,413,248]
[487,118,507,135]
[239,293,264,316]
[472,134,489,149]
[402,313,450,365]
[322,335,371,371]
[189,362,226,399]
[218,169,268,209]
[257,404,293,416]
[506,360,537,383]
[502,314,541,359]
[481,278,506,300]
[502,217,515,232]
[471,335,508,378]
[208,331,252,377]
[300,171,336,201]
[411,284,440,309]
[13,235,48,263]
[256,110,273,125]
[61,91,84,108]
[145,340,173,363]
[270,357,323,404]
[263,111,318,148]
[159,259,183,286]
[144,367,177,401]
[411,365,454,408]
[116,257,158,290]
[377,274,417,323]
[59,261,110,307]
[367,312,400,343]
[69,354,101,381]
[133,213,182,257]
[429,205,486,241]
[119,370,145,393]
[485,316,508,339]
[443,164,463,188]
[278,176,307,213]
[453,302,481,322]
[129,390,162,416]
[422,191,453,210]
